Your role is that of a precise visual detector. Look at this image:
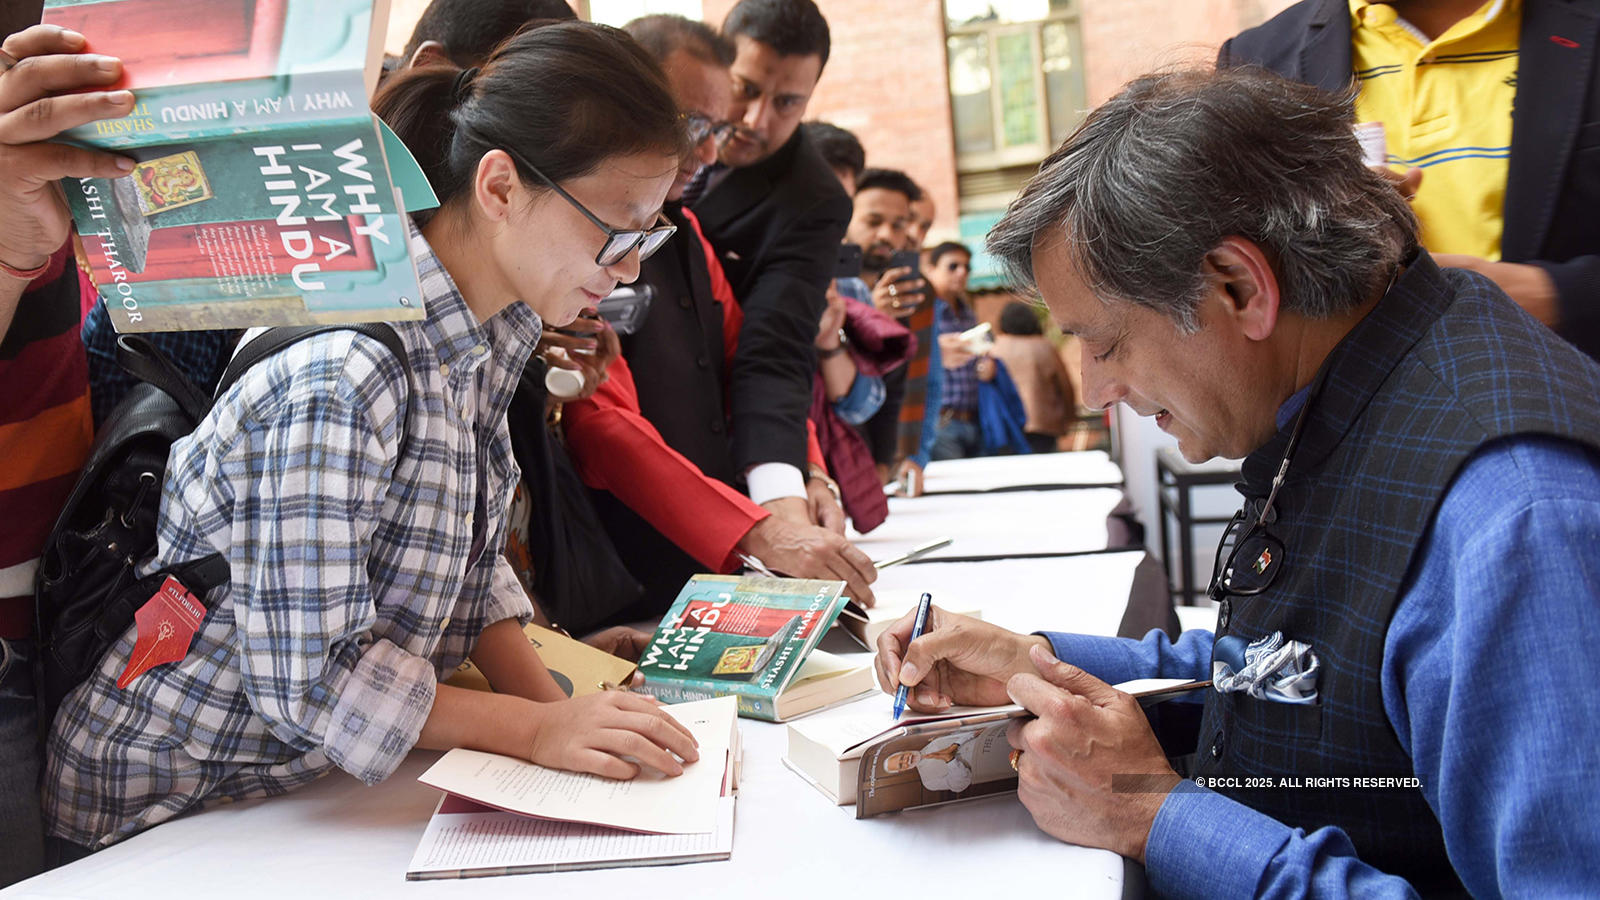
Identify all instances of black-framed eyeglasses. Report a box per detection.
[1206,381,1318,605]
[682,111,735,146]
[498,144,677,267]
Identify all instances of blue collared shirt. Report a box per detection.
[1043,435,1600,897]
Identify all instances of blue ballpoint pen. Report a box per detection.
[892,591,934,719]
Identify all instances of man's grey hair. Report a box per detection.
[987,67,1418,332]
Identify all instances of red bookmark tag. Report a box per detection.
[116,576,207,689]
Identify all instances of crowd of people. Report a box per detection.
[3,0,1599,895]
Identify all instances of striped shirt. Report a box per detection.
[0,244,93,639]
[1350,0,1518,259]
[45,227,540,849]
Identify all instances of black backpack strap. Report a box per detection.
[115,335,216,423]
[215,322,414,459]
[215,323,411,396]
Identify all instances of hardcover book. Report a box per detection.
[785,678,1208,810]
[637,574,865,721]
[42,0,427,333]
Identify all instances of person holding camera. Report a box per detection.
[927,241,995,460]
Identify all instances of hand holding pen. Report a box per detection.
[892,592,933,718]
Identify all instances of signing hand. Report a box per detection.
[739,513,877,607]
[1006,644,1179,862]
[0,25,136,276]
[874,607,1050,710]
[526,690,699,780]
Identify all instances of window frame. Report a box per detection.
[945,2,1084,174]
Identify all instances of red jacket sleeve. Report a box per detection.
[563,353,768,572]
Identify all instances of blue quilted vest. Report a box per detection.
[1190,253,1600,893]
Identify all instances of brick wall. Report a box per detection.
[702,0,962,245]
[1078,0,1296,104]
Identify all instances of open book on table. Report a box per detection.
[408,696,741,879]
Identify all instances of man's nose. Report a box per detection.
[1080,358,1123,411]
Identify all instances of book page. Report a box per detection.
[407,795,735,878]
[788,695,1025,759]
[417,696,736,834]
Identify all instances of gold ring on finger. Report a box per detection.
[1009,749,1022,771]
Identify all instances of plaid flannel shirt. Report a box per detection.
[936,297,980,415]
[45,228,540,849]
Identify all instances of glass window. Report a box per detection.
[1042,21,1085,145]
[945,0,1072,28]
[994,29,1040,148]
[948,34,996,155]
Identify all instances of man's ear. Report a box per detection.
[407,40,453,70]
[1202,236,1281,342]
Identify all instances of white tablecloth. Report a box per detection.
[849,487,1127,563]
[8,464,1149,899]
[919,451,1124,494]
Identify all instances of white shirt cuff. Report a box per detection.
[745,462,807,506]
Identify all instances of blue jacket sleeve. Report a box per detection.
[1144,437,1600,898]
[1040,626,1214,686]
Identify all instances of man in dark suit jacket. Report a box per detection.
[1220,0,1600,362]
[689,0,852,529]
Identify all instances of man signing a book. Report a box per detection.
[876,67,1600,898]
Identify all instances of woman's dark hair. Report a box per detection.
[998,300,1044,336]
[374,21,687,218]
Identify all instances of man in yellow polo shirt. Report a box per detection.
[1219,0,1600,362]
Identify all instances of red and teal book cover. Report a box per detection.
[638,575,850,722]
[44,0,424,332]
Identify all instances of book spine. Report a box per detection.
[62,70,369,150]
[643,678,777,722]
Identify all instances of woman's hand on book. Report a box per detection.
[875,608,1052,711]
[0,25,136,273]
[525,691,699,780]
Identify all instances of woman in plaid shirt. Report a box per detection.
[37,22,701,853]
